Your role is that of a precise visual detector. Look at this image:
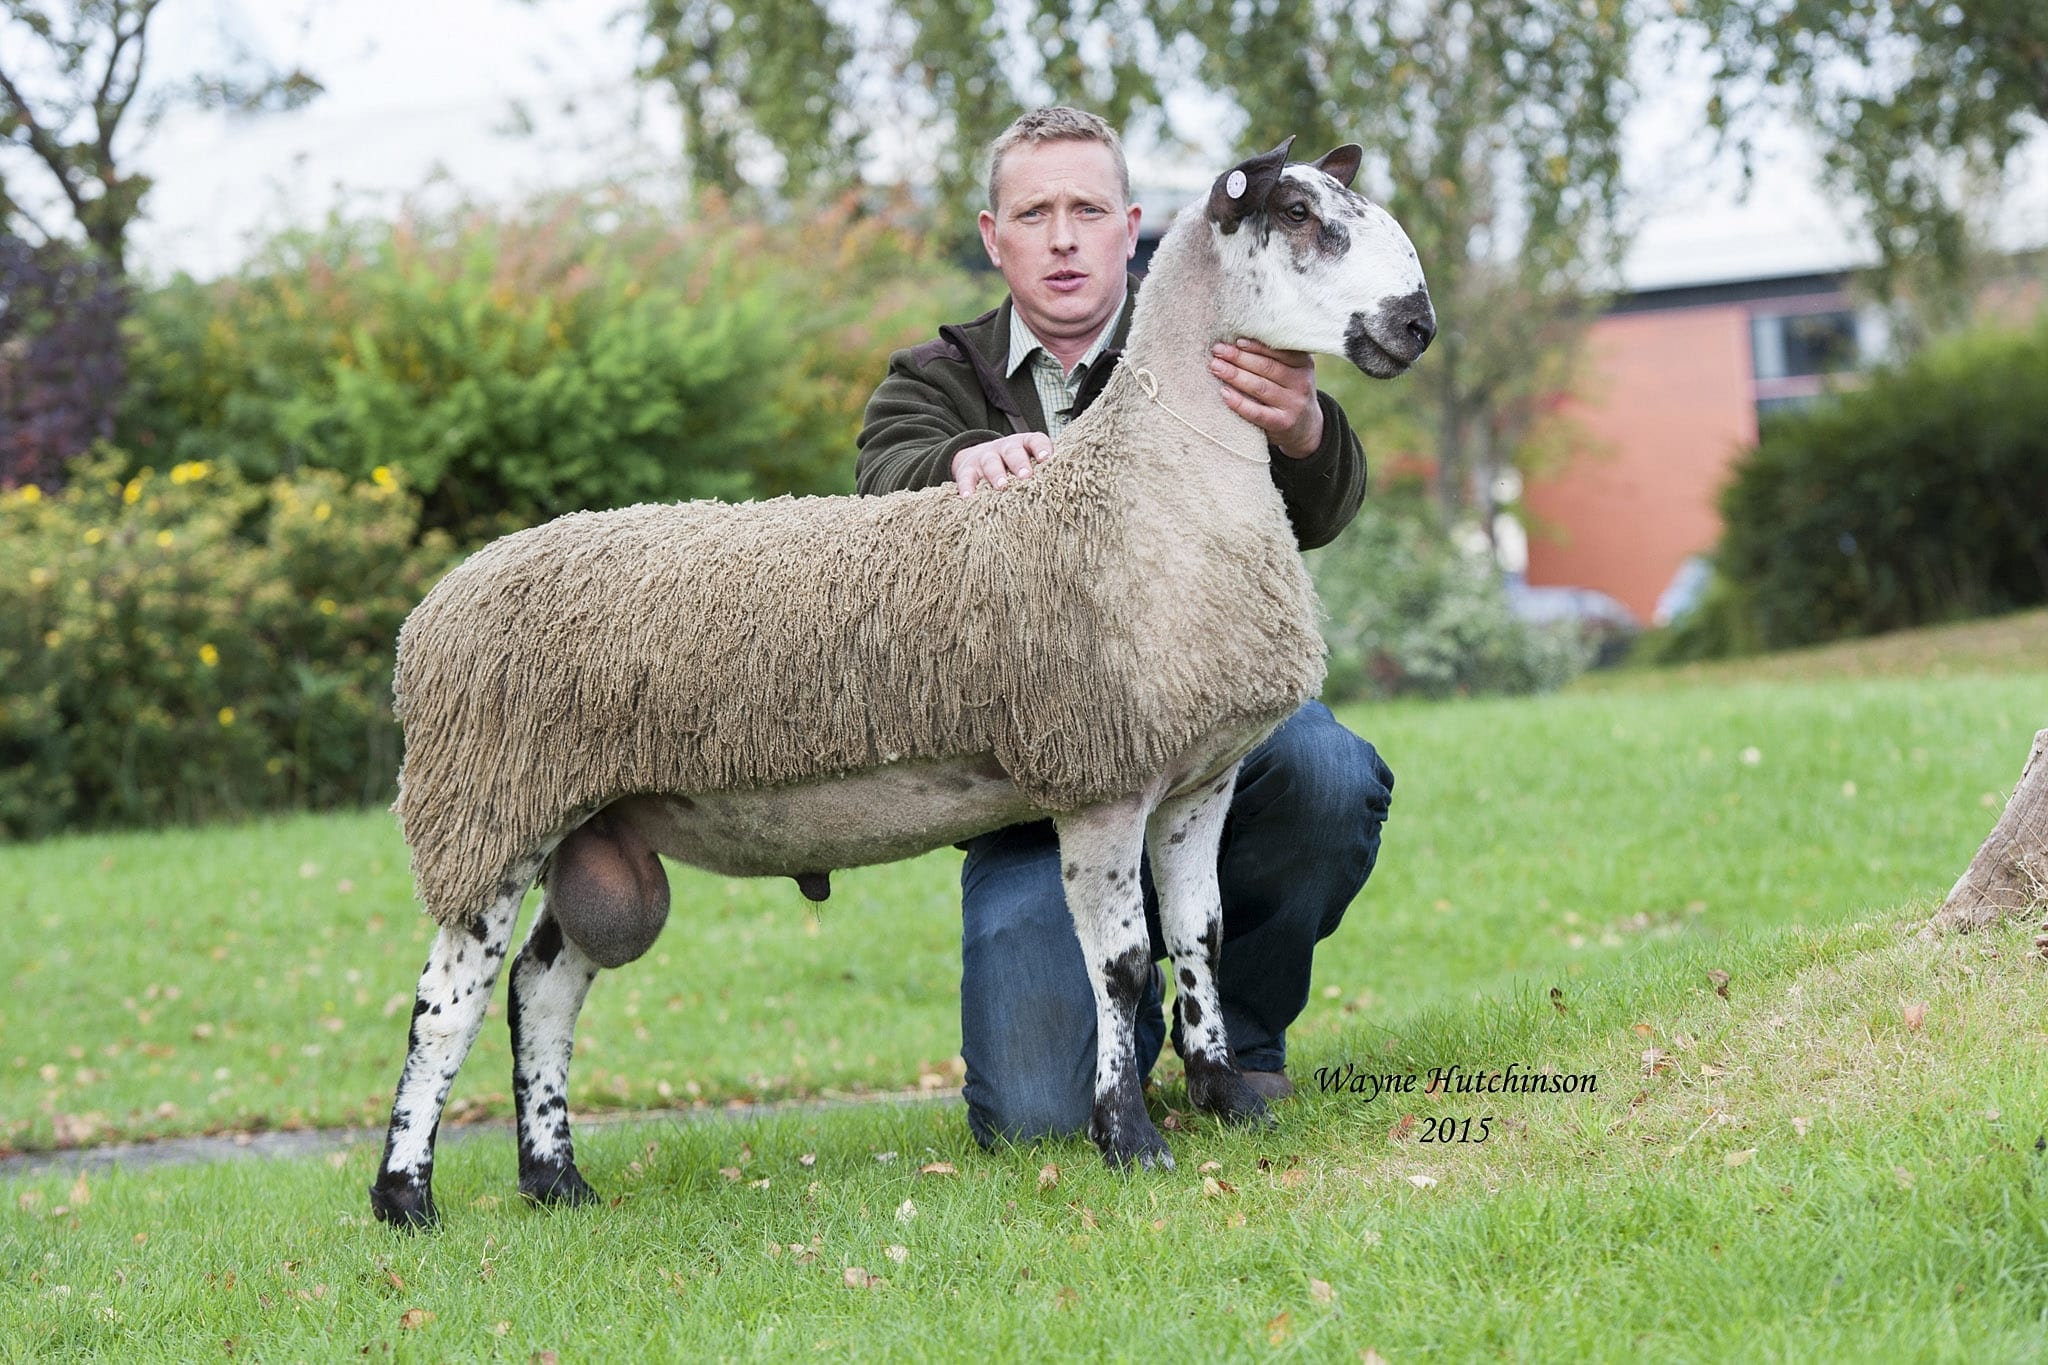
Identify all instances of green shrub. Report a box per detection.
[1312,491,1589,700]
[119,192,993,539]
[0,452,454,835]
[1713,315,2048,651]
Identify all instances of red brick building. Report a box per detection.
[1522,273,1877,623]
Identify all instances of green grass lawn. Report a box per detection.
[4,644,2046,1358]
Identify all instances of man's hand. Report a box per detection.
[951,432,1054,496]
[1211,339,1325,458]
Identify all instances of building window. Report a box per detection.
[1750,303,1885,420]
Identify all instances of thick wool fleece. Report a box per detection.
[394,207,1327,927]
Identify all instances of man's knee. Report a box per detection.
[1241,703,1394,841]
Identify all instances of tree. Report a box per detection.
[0,0,321,275]
[633,0,1640,518]
[1685,0,2048,303]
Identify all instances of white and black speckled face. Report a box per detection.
[1209,143,1435,379]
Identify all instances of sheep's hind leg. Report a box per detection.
[1149,765,1268,1127]
[1055,797,1173,1171]
[369,861,535,1231]
[507,896,602,1207]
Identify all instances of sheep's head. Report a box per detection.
[1207,138,1435,379]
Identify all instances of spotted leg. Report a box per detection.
[508,897,603,1207]
[1054,793,1173,1171]
[1148,765,1268,1127]
[369,859,536,1230]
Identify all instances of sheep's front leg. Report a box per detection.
[1055,798,1172,1171]
[1149,765,1268,1127]
[507,898,602,1207]
[369,863,533,1230]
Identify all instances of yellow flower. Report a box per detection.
[313,502,332,522]
[199,643,220,667]
[265,757,286,775]
[123,480,142,505]
[371,466,396,490]
[16,484,40,503]
[43,630,62,649]
[217,706,236,727]
[28,566,52,587]
[155,529,174,547]
[317,598,339,616]
[83,527,105,546]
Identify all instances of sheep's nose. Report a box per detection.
[1386,288,1435,358]
[1407,308,1437,352]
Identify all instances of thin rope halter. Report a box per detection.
[1130,366,1271,467]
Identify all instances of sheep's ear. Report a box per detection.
[1312,144,1362,189]
[1207,137,1295,234]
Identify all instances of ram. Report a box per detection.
[370,139,1435,1228]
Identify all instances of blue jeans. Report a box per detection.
[957,701,1393,1146]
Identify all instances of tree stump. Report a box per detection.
[1925,728,2048,955]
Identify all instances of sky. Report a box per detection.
[43,0,2048,290]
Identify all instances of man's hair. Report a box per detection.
[985,106,1130,212]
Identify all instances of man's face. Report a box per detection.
[978,140,1141,351]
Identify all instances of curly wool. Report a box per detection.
[393,216,1328,927]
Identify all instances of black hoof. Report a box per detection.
[1187,1066,1274,1128]
[519,1160,599,1208]
[1092,1106,1175,1172]
[369,1176,439,1232]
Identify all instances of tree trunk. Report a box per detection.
[1925,729,2048,954]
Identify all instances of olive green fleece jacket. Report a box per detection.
[853,274,1370,550]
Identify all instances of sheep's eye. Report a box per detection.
[1284,202,1311,223]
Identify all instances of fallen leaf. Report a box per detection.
[1278,1168,1306,1189]
[918,1161,956,1176]
[1632,1022,1654,1038]
[1550,986,1567,1015]
[1894,1166,1916,1189]
[1406,1174,1437,1189]
[843,1266,878,1289]
[1201,1176,1235,1197]
[1791,1116,1812,1137]
[490,1322,511,1336]
[873,1151,897,1164]
[1038,1163,1060,1190]
[1724,1148,1757,1168]
[885,1244,908,1265]
[748,1178,770,1190]
[1641,1048,1672,1075]
[1309,1277,1335,1303]
[1388,1113,1416,1142]
[532,1353,560,1365]
[1700,1064,1729,1079]
[1054,1285,1080,1310]
[1226,1211,1246,1227]
[1363,1352,1390,1364]
[1903,1000,1928,1031]
[1072,1203,1099,1229]
[1707,968,1731,999]
[1198,1161,1223,1174]
[799,1153,816,1167]
[398,1308,432,1330]
[718,1167,743,1182]
[895,1198,917,1223]
[1267,1310,1293,1345]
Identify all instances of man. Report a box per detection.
[856,107,1394,1148]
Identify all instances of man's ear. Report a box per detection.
[1312,144,1362,189]
[1207,137,1295,234]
